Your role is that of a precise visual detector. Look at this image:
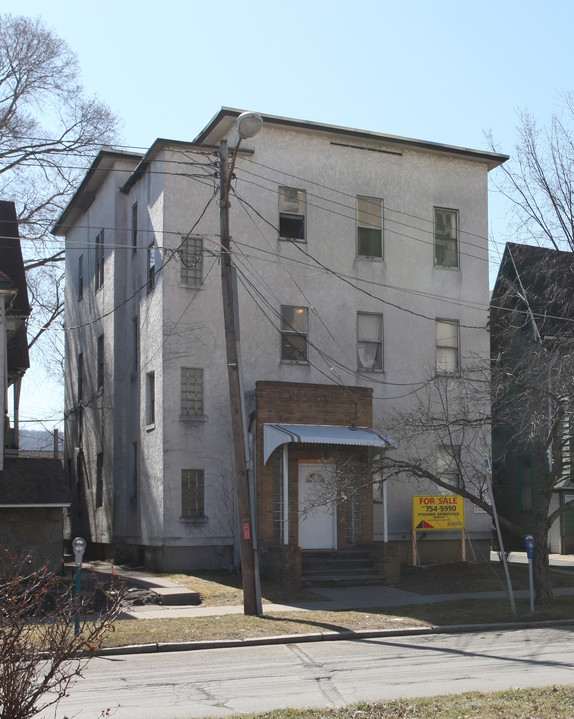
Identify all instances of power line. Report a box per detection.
[233,190,489,330]
[62,189,219,332]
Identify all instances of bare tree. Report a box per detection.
[0,548,125,719]
[0,13,119,359]
[364,354,574,605]
[487,95,574,252]
[372,247,574,606]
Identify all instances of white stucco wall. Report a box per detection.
[63,118,498,569]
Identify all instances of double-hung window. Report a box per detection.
[96,452,104,508]
[131,441,138,500]
[279,187,306,241]
[78,254,84,300]
[280,306,308,362]
[77,353,83,403]
[181,368,204,416]
[131,202,138,253]
[434,208,458,267]
[96,334,104,390]
[146,371,155,426]
[180,236,203,288]
[132,316,139,374]
[78,353,84,443]
[182,469,205,518]
[437,445,461,488]
[95,230,104,289]
[147,242,156,292]
[436,319,459,374]
[357,196,383,258]
[357,313,383,370]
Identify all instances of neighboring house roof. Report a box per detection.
[0,458,70,508]
[0,201,31,317]
[492,242,574,339]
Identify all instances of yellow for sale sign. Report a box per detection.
[412,495,465,531]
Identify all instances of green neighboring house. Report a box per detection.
[491,242,574,553]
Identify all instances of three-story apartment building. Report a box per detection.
[55,109,507,581]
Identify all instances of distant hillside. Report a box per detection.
[18,428,63,454]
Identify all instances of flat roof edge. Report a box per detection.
[194,107,509,167]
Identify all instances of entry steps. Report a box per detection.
[301,549,382,586]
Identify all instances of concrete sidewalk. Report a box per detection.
[89,552,574,620]
[123,584,574,620]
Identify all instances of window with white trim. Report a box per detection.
[78,353,83,403]
[78,352,84,444]
[146,371,155,426]
[280,305,308,362]
[131,441,138,500]
[434,208,458,267]
[132,316,139,374]
[78,254,84,299]
[147,241,156,292]
[95,230,104,289]
[96,334,104,390]
[180,236,203,288]
[437,444,461,488]
[436,319,459,374]
[279,187,306,241]
[131,202,138,253]
[357,196,382,258]
[96,451,104,508]
[357,312,383,370]
[181,367,203,416]
[182,469,205,518]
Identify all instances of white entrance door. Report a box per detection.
[298,463,337,550]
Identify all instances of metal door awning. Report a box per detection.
[263,423,396,464]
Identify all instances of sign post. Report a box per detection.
[482,449,516,616]
[524,534,535,613]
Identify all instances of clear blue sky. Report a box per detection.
[5,0,574,427]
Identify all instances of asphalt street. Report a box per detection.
[45,625,574,719]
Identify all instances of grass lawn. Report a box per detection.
[201,687,574,719]
[101,562,574,649]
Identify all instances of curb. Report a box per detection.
[98,618,574,657]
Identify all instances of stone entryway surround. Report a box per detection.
[255,381,376,587]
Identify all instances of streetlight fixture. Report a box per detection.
[236,111,263,140]
[220,112,263,616]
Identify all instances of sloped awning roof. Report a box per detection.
[263,423,396,464]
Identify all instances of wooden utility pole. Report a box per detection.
[219,139,260,616]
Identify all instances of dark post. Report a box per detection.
[219,139,260,616]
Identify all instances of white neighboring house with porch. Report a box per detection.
[55,109,506,582]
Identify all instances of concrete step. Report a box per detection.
[149,587,201,605]
[303,559,374,572]
[302,573,383,587]
[301,549,382,587]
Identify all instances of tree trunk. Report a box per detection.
[532,520,553,606]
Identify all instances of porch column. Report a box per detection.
[12,376,21,451]
[0,296,6,470]
[282,443,289,545]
